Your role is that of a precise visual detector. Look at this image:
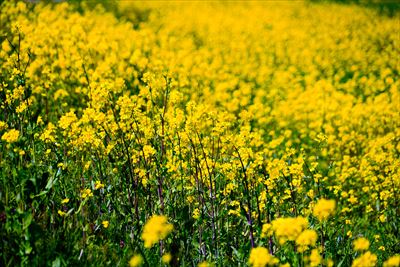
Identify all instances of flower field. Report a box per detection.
[0,1,399,266]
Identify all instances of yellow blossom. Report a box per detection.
[162,253,172,264]
[353,237,370,251]
[313,198,335,221]
[58,210,67,217]
[248,247,277,267]
[94,181,105,190]
[352,251,377,267]
[1,129,20,143]
[101,220,109,228]
[142,215,173,248]
[129,254,143,267]
[81,188,93,199]
[383,255,400,267]
[296,229,318,252]
[309,249,322,267]
[271,217,308,244]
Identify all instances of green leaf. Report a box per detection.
[23,213,33,230]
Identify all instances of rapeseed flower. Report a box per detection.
[351,251,377,267]
[142,215,173,248]
[101,221,109,228]
[272,217,308,244]
[248,247,277,267]
[81,189,93,199]
[313,198,335,221]
[296,229,318,252]
[383,255,400,267]
[353,237,370,251]
[1,129,19,143]
[129,254,143,267]
[94,181,105,190]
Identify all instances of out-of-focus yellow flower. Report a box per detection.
[1,129,19,143]
[347,231,353,238]
[271,217,308,244]
[192,208,200,220]
[0,121,7,130]
[248,247,277,267]
[101,220,109,228]
[352,251,377,267]
[326,259,334,267]
[94,181,105,190]
[296,229,318,252]
[129,254,143,267]
[353,237,370,251]
[313,198,335,221]
[81,188,93,199]
[142,215,173,248]
[198,261,212,267]
[162,253,172,264]
[58,210,67,217]
[309,249,322,267]
[261,223,273,238]
[61,198,70,204]
[383,255,400,267]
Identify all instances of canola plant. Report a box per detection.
[0,1,399,266]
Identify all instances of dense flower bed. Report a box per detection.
[0,1,399,266]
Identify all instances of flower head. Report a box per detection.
[94,181,105,190]
[142,215,173,248]
[101,220,109,228]
[129,254,143,267]
[313,198,335,221]
[248,247,277,267]
[352,251,377,267]
[1,129,19,143]
[353,237,370,251]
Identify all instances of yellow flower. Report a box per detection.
[347,231,353,238]
[261,223,273,238]
[383,255,400,267]
[271,216,308,244]
[129,254,143,267]
[296,229,318,252]
[198,262,212,267]
[61,198,70,204]
[142,215,173,248]
[162,253,172,264]
[326,259,334,267]
[1,129,20,143]
[81,188,93,199]
[192,208,200,220]
[352,251,377,267]
[94,181,105,190]
[101,220,109,228]
[0,121,7,131]
[313,198,335,221]
[248,247,277,267]
[309,249,322,267]
[353,237,370,251]
[58,210,67,217]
